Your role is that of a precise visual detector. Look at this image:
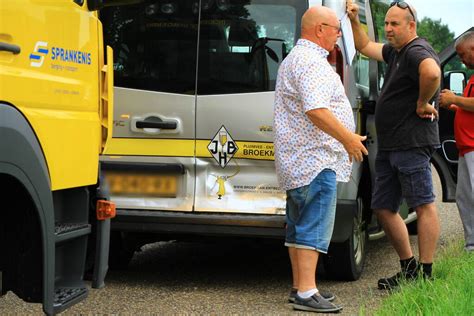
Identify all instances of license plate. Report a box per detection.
[105,172,177,197]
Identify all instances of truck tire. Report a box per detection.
[323,198,368,281]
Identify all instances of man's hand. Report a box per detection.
[343,133,368,162]
[439,89,458,110]
[307,108,368,162]
[346,0,360,22]
[416,101,438,120]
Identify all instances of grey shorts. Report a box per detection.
[371,147,436,212]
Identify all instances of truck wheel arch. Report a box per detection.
[0,103,55,305]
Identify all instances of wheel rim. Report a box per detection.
[353,198,366,267]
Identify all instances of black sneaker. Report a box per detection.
[288,288,335,303]
[293,293,342,313]
[377,270,418,290]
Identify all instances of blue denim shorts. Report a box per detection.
[284,169,337,254]
[371,147,436,212]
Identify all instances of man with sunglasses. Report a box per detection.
[346,0,441,290]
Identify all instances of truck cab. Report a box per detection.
[0,0,134,314]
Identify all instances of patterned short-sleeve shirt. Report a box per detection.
[273,39,355,190]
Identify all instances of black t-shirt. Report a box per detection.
[376,37,440,150]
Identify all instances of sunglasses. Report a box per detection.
[321,22,342,33]
[390,1,416,21]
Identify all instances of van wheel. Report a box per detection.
[109,232,134,270]
[323,198,368,281]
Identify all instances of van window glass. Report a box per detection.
[355,54,370,89]
[369,0,389,91]
[197,0,304,95]
[101,2,199,94]
[354,2,369,90]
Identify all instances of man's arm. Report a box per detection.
[346,0,384,61]
[416,58,441,119]
[306,108,368,162]
[440,89,474,112]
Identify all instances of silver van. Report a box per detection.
[99,0,457,280]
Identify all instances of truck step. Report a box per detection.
[53,286,88,314]
[55,222,91,244]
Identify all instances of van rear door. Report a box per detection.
[194,0,305,214]
[100,3,198,212]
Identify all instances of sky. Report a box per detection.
[409,0,473,37]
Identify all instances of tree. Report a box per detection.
[417,17,455,53]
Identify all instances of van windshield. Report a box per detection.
[101,0,304,95]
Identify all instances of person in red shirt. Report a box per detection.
[440,30,474,252]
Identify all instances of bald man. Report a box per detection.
[274,5,367,313]
[347,1,441,290]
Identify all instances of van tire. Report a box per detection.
[323,198,368,281]
[108,232,134,270]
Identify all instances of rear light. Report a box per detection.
[96,200,116,220]
[327,44,344,83]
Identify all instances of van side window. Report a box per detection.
[353,2,369,93]
[355,53,370,89]
[369,0,389,90]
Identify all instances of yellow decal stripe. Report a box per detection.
[103,138,195,157]
[104,138,275,161]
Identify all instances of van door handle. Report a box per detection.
[136,118,177,129]
[0,42,21,54]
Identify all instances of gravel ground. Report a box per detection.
[0,171,464,315]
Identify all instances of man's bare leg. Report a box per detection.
[376,208,413,259]
[288,247,298,289]
[296,248,318,292]
[416,202,439,264]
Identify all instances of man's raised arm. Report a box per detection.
[346,0,384,61]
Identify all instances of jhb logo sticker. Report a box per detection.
[208,126,238,168]
[30,41,49,68]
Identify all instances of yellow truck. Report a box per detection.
[0,0,135,314]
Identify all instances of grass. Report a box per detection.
[371,240,474,316]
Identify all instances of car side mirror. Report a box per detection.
[443,71,467,95]
[441,140,458,163]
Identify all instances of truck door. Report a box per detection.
[100,3,198,212]
[194,0,305,214]
[0,0,102,190]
